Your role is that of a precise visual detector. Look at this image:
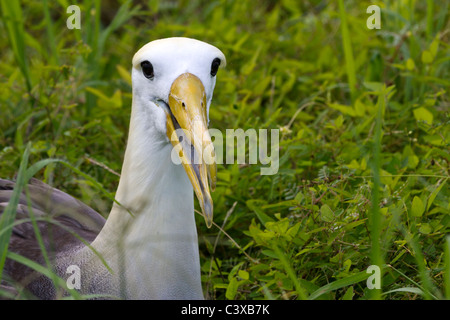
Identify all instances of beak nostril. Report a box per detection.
[182,102,186,108]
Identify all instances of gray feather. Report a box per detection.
[0,178,106,299]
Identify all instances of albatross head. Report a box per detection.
[130,37,226,228]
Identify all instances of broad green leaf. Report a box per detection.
[328,103,357,117]
[429,34,440,58]
[363,81,384,92]
[238,270,249,280]
[261,249,278,259]
[320,204,334,222]
[421,50,433,64]
[226,277,238,300]
[341,286,354,300]
[419,223,432,234]
[246,200,274,226]
[116,65,132,85]
[413,107,433,124]
[411,196,425,217]
[406,58,416,71]
[294,191,304,204]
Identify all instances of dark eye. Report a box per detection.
[141,61,154,79]
[210,58,221,76]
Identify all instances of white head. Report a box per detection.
[129,37,226,227]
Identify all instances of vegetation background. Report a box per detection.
[0,0,449,300]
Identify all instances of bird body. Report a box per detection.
[0,38,225,299]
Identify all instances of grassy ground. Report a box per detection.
[0,0,449,300]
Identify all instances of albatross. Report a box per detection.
[0,37,226,299]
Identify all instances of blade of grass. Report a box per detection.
[273,244,308,300]
[85,0,101,60]
[1,156,115,278]
[96,0,140,62]
[84,0,102,115]
[309,270,370,300]
[425,0,434,39]
[6,251,83,299]
[408,234,439,300]
[84,0,139,115]
[261,283,276,300]
[42,0,59,64]
[387,263,438,300]
[367,85,388,300]
[0,215,113,275]
[25,158,132,217]
[0,0,32,91]
[0,285,17,299]
[0,148,84,299]
[338,0,357,101]
[382,287,424,296]
[435,1,448,33]
[24,186,66,298]
[0,142,31,283]
[445,235,450,299]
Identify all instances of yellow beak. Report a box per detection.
[165,73,216,228]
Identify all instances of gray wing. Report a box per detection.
[0,178,106,298]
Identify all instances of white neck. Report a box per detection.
[77,102,203,299]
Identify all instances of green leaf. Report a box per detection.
[294,191,304,204]
[341,286,354,300]
[309,270,370,300]
[429,34,440,59]
[320,204,334,222]
[421,50,433,64]
[406,58,416,71]
[413,107,433,124]
[0,0,32,91]
[363,81,384,92]
[226,277,238,300]
[238,270,249,280]
[273,245,308,300]
[411,196,425,217]
[116,65,132,85]
[261,249,278,259]
[246,200,274,226]
[403,145,419,169]
[328,103,357,117]
[383,287,424,296]
[25,158,61,181]
[338,0,356,99]
[419,223,432,234]
[426,179,446,211]
[344,219,367,231]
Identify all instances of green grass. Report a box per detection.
[0,0,449,300]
